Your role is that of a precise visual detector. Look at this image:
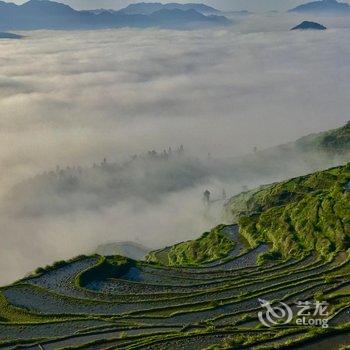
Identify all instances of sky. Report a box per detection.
[10,0,318,11]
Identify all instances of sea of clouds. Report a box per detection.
[0,13,349,284]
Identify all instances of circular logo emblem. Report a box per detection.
[258,298,293,327]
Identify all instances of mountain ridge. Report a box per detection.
[225,163,350,259]
[120,2,220,15]
[0,0,230,30]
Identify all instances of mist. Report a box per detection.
[0,13,350,285]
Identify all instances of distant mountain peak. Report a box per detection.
[0,31,22,39]
[289,0,350,14]
[19,0,77,15]
[291,21,327,30]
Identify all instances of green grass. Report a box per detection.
[225,163,350,259]
[146,225,236,267]
[76,255,132,287]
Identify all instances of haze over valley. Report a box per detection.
[0,1,350,286]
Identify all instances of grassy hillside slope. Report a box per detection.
[296,121,350,154]
[225,163,350,259]
[148,163,349,266]
[146,225,236,266]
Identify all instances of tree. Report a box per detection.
[203,190,211,205]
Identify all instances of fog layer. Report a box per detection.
[0,14,349,284]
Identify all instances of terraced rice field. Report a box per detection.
[1,238,350,350]
[1,139,348,349]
